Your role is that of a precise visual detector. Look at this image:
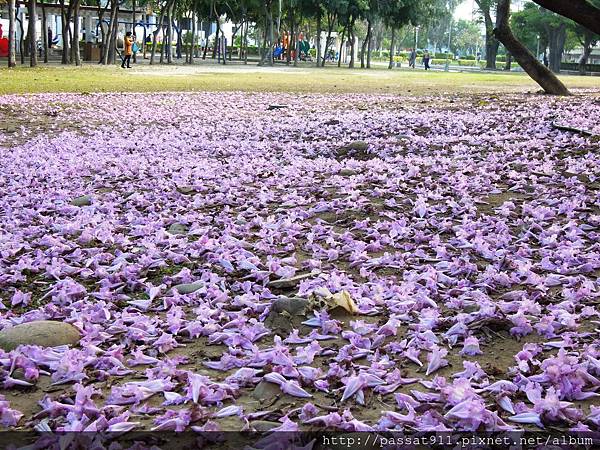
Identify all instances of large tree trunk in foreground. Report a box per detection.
[28,0,38,67]
[8,0,16,67]
[532,0,600,35]
[494,0,570,96]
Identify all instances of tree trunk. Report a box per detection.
[108,1,119,64]
[294,27,300,67]
[103,0,117,64]
[388,27,395,69]
[366,19,372,69]
[504,52,512,71]
[268,4,274,65]
[494,0,570,96]
[41,2,48,63]
[578,31,596,75]
[17,14,25,65]
[189,13,196,64]
[547,23,566,73]
[60,0,70,64]
[131,0,136,33]
[287,11,293,65]
[166,3,173,63]
[8,0,16,67]
[72,0,81,66]
[322,13,335,67]
[360,19,369,68]
[476,1,499,69]
[28,0,38,66]
[531,0,600,35]
[337,26,345,68]
[348,18,355,69]
[150,2,167,65]
[212,23,219,59]
[244,21,249,64]
[316,13,321,67]
[160,23,166,63]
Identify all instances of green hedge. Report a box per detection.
[561,62,600,72]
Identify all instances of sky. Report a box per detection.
[455,0,476,20]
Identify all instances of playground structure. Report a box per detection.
[0,2,227,61]
[0,2,356,64]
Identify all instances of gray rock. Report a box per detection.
[176,186,197,195]
[173,282,203,294]
[267,105,287,111]
[251,380,282,401]
[339,169,356,176]
[264,297,309,334]
[268,273,315,290]
[71,195,92,207]
[167,223,188,235]
[250,420,282,432]
[346,140,369,152]
[269,296,308,316]
[0,321,81,351]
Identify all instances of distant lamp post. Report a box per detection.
[536,34,540,61]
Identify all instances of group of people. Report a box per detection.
[408,48,431,70]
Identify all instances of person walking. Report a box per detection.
[423,51,431,71]
[409,48,416,68]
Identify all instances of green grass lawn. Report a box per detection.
[1,63,599,95]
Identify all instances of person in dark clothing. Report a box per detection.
[409,48,417,68]
[423,51,431,70]
[48,27,53,48]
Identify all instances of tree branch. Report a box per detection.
[531,0,600,35]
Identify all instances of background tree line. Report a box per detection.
[3,0,600,95]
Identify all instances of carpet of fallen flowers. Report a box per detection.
[1,90,600,446]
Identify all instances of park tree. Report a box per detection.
[511,2,576,73]
[452,19,483,57]
[494,0,570,95]
[571,0,600,74]
[27,0,37,66]
[379,0,448,69]
[474,0,499,68]
[530,0,600,36]
[6,0,16,67]
[320,0,346,67]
